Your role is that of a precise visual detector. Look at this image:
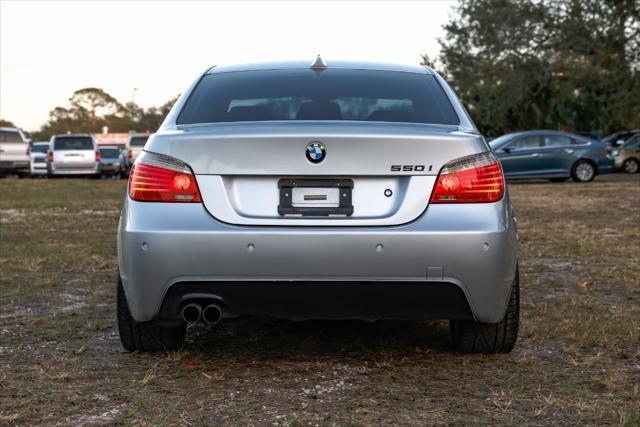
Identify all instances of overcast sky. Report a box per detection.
[1,0,457,131]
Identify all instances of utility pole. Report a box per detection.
[130,88,139,132]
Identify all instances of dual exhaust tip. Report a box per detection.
[181,303,222,324]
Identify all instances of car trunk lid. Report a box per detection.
[145,122,487,226]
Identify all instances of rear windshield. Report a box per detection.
[0,130,24,143]
[129,136,148,147]
[54,137,93,151]
[177,69,460,125]
[31,144,49,153]
[100,148,120,158]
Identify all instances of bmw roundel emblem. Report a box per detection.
[305,141,326,164]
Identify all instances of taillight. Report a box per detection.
[95,150,101,161]
[47,151,53,162]
[128,149,132,161]
[128,152,202,202]
[431,152,504,203]
[26,145,31,155]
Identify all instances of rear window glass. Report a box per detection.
[54,137,93,151]
[1,130,24,143]
[31,144,49,153]
[129,136,148,147]
[100,148,120,158]
[177,69,460,125]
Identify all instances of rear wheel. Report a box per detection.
[623,158,639,174]
[450,267,519,353]
[117,276,186,352]
[571,160,596,182]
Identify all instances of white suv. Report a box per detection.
[125,133,150,170]
[0,127,30,177]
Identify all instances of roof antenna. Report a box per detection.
[310,54,327,70]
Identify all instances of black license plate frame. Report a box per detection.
[278,178,354,217]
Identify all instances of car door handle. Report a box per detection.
[531,153,540,157]
[564,149,575,154]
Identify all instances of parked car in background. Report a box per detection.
[47,134,100,177]
[29,142,50,176]
[489,130,614,182]
[117,59,519,353]
[0,127,30,177]
[602,129,639,147]
[613,134,640,174]
[98,146,126,178]
[125,133,150,170]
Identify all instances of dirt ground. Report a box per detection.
[1,174,639,426]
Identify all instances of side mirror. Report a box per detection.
[502,147,512,153]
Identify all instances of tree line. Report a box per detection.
[40,88,179,140]
[1,88,179,141]
[2,0,638,140]
[422,0,639,137]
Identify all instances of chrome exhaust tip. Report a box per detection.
[181,303,202,323]
[202,304,222,325]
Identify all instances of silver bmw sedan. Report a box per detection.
[117,58,519,353]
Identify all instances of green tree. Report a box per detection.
[0,118,16,127]
[424,0,640,137]
[33,89,179,140]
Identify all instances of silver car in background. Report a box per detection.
[29,142,50,176]
[117,59,519,353]
[98,146,126,178]
[47,134,99,177]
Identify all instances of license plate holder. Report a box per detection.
[278,178,353,216]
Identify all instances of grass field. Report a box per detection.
[1,175,639,425]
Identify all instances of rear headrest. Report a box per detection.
[296,101,342,120]
[227,106,273,121]
[367,109,416,123]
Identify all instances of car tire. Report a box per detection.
[549,178,568,183]
[622,158,639,174]
[570,160,596,182]
[117,276,186,352]
[450,267,519,353]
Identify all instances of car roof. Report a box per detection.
[208,60,431,75]
[53,134,93,137]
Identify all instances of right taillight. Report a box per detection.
[127,149,132,161]
[128,151,201,203]
[430,152,504,203]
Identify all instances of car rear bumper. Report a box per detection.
[30,164,47,174]
[1,160,29,172]
[100,164,121,173]
[49,164,99,175]
[118,196,518,323]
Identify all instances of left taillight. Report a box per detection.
[26,145,31,155]
[95,150,101,161]
[47,151,53,162]
[430,152,504,203]
[128,151,202,203]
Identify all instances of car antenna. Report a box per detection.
[310,54,327,72]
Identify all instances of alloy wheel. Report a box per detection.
[575,162,595,181]
[623,159,639,174]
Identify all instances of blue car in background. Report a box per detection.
[489,130,614,182]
